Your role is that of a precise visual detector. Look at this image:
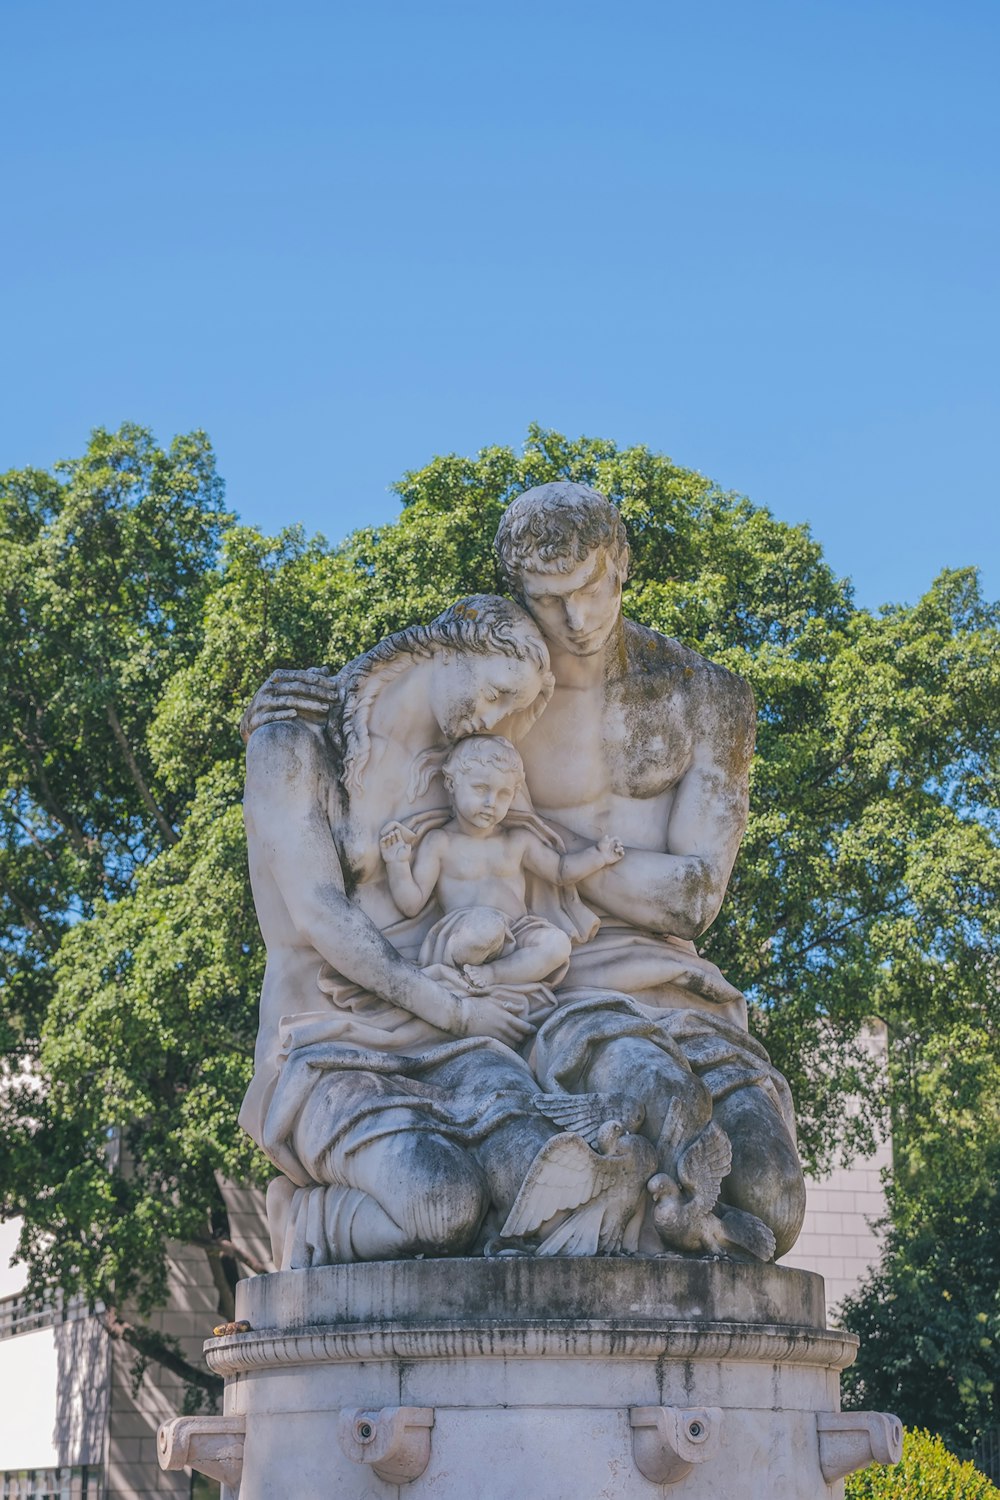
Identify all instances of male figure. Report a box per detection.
[493,483,803,1253]
[380,733,623,990]
[247,484,805,1257]
[495,485,752,992]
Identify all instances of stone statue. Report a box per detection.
[240,482,806,1271]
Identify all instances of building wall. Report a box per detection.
[782,1023,892,1321]
[784,1138,892,1319]
[0,1215,109,1494]
[104,1240,220,1499]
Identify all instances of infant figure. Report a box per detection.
[380,735,624,993]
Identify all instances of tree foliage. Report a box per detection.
[841,1032,1000,1449]
[1,422,997,1404]
[845,1429,1000,1499]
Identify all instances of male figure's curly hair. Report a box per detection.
[494,481,629,594]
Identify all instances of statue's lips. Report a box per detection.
[565,628,605,652]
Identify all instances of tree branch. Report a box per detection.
[104,699,178,846]
[0,873,58,948]
[100,1305,222,1396]
[191,1233,271,1278]
[11,720,94,858]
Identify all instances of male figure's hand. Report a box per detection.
[240,667,338,741]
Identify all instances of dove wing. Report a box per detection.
[657,1097,686,1159]
[677,1123,733,1213]
[535,1201,606,1257]
[501,1133,608,1240]
[534,1093,617,1147]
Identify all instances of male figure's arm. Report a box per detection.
[578,678,754,940]
[245,721,532,1044]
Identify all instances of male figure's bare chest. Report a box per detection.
[520,678,694,811]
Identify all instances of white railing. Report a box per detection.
[1,1470,100,1500]
[0,1291,92,1342]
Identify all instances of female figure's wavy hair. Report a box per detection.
[330,595,552,794]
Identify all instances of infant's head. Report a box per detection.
[442,735,524,831]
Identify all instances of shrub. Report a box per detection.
[845,1428,999,1498]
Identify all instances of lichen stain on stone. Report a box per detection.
[655,1352,668,1404]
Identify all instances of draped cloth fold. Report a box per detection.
[254,984,795,1268]
[531,991,796,1142]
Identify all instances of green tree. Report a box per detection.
[1,423,997,1405]
[841,1041,1000,1451]
[845,1428,1000,1499]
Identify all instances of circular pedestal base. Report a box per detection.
[210,1259,858,1499]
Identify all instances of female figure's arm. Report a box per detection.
[246,720,532,1046]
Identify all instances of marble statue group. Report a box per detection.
[239,482,806,1271]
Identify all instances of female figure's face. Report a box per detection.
[427,650,546,741]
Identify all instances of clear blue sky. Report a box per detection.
[2,0,997,609]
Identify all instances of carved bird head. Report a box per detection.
[647,1172,680,1203]
[596,1119,625,1154]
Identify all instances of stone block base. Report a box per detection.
[161,1259,901,1498]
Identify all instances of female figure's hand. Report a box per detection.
[454,992,535,1048]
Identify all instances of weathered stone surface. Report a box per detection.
[199,1261,868,1498]
[239,483,805,1270]
[232,1256,828,1332]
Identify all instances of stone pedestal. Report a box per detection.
[163,1258,901,1498]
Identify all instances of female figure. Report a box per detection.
[240,596,570,1268]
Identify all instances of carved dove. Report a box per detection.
[533,1091,646,1146]
[501,1122,657,1256]
[648,1119,776,1262]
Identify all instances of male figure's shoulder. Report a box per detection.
[620,616,755,741]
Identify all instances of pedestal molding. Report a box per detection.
[205,1317,858,1375]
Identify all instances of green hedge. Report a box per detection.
[845,1429,999,1498]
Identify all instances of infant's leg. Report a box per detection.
[478,921,572,986]
[446,907,511,967]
